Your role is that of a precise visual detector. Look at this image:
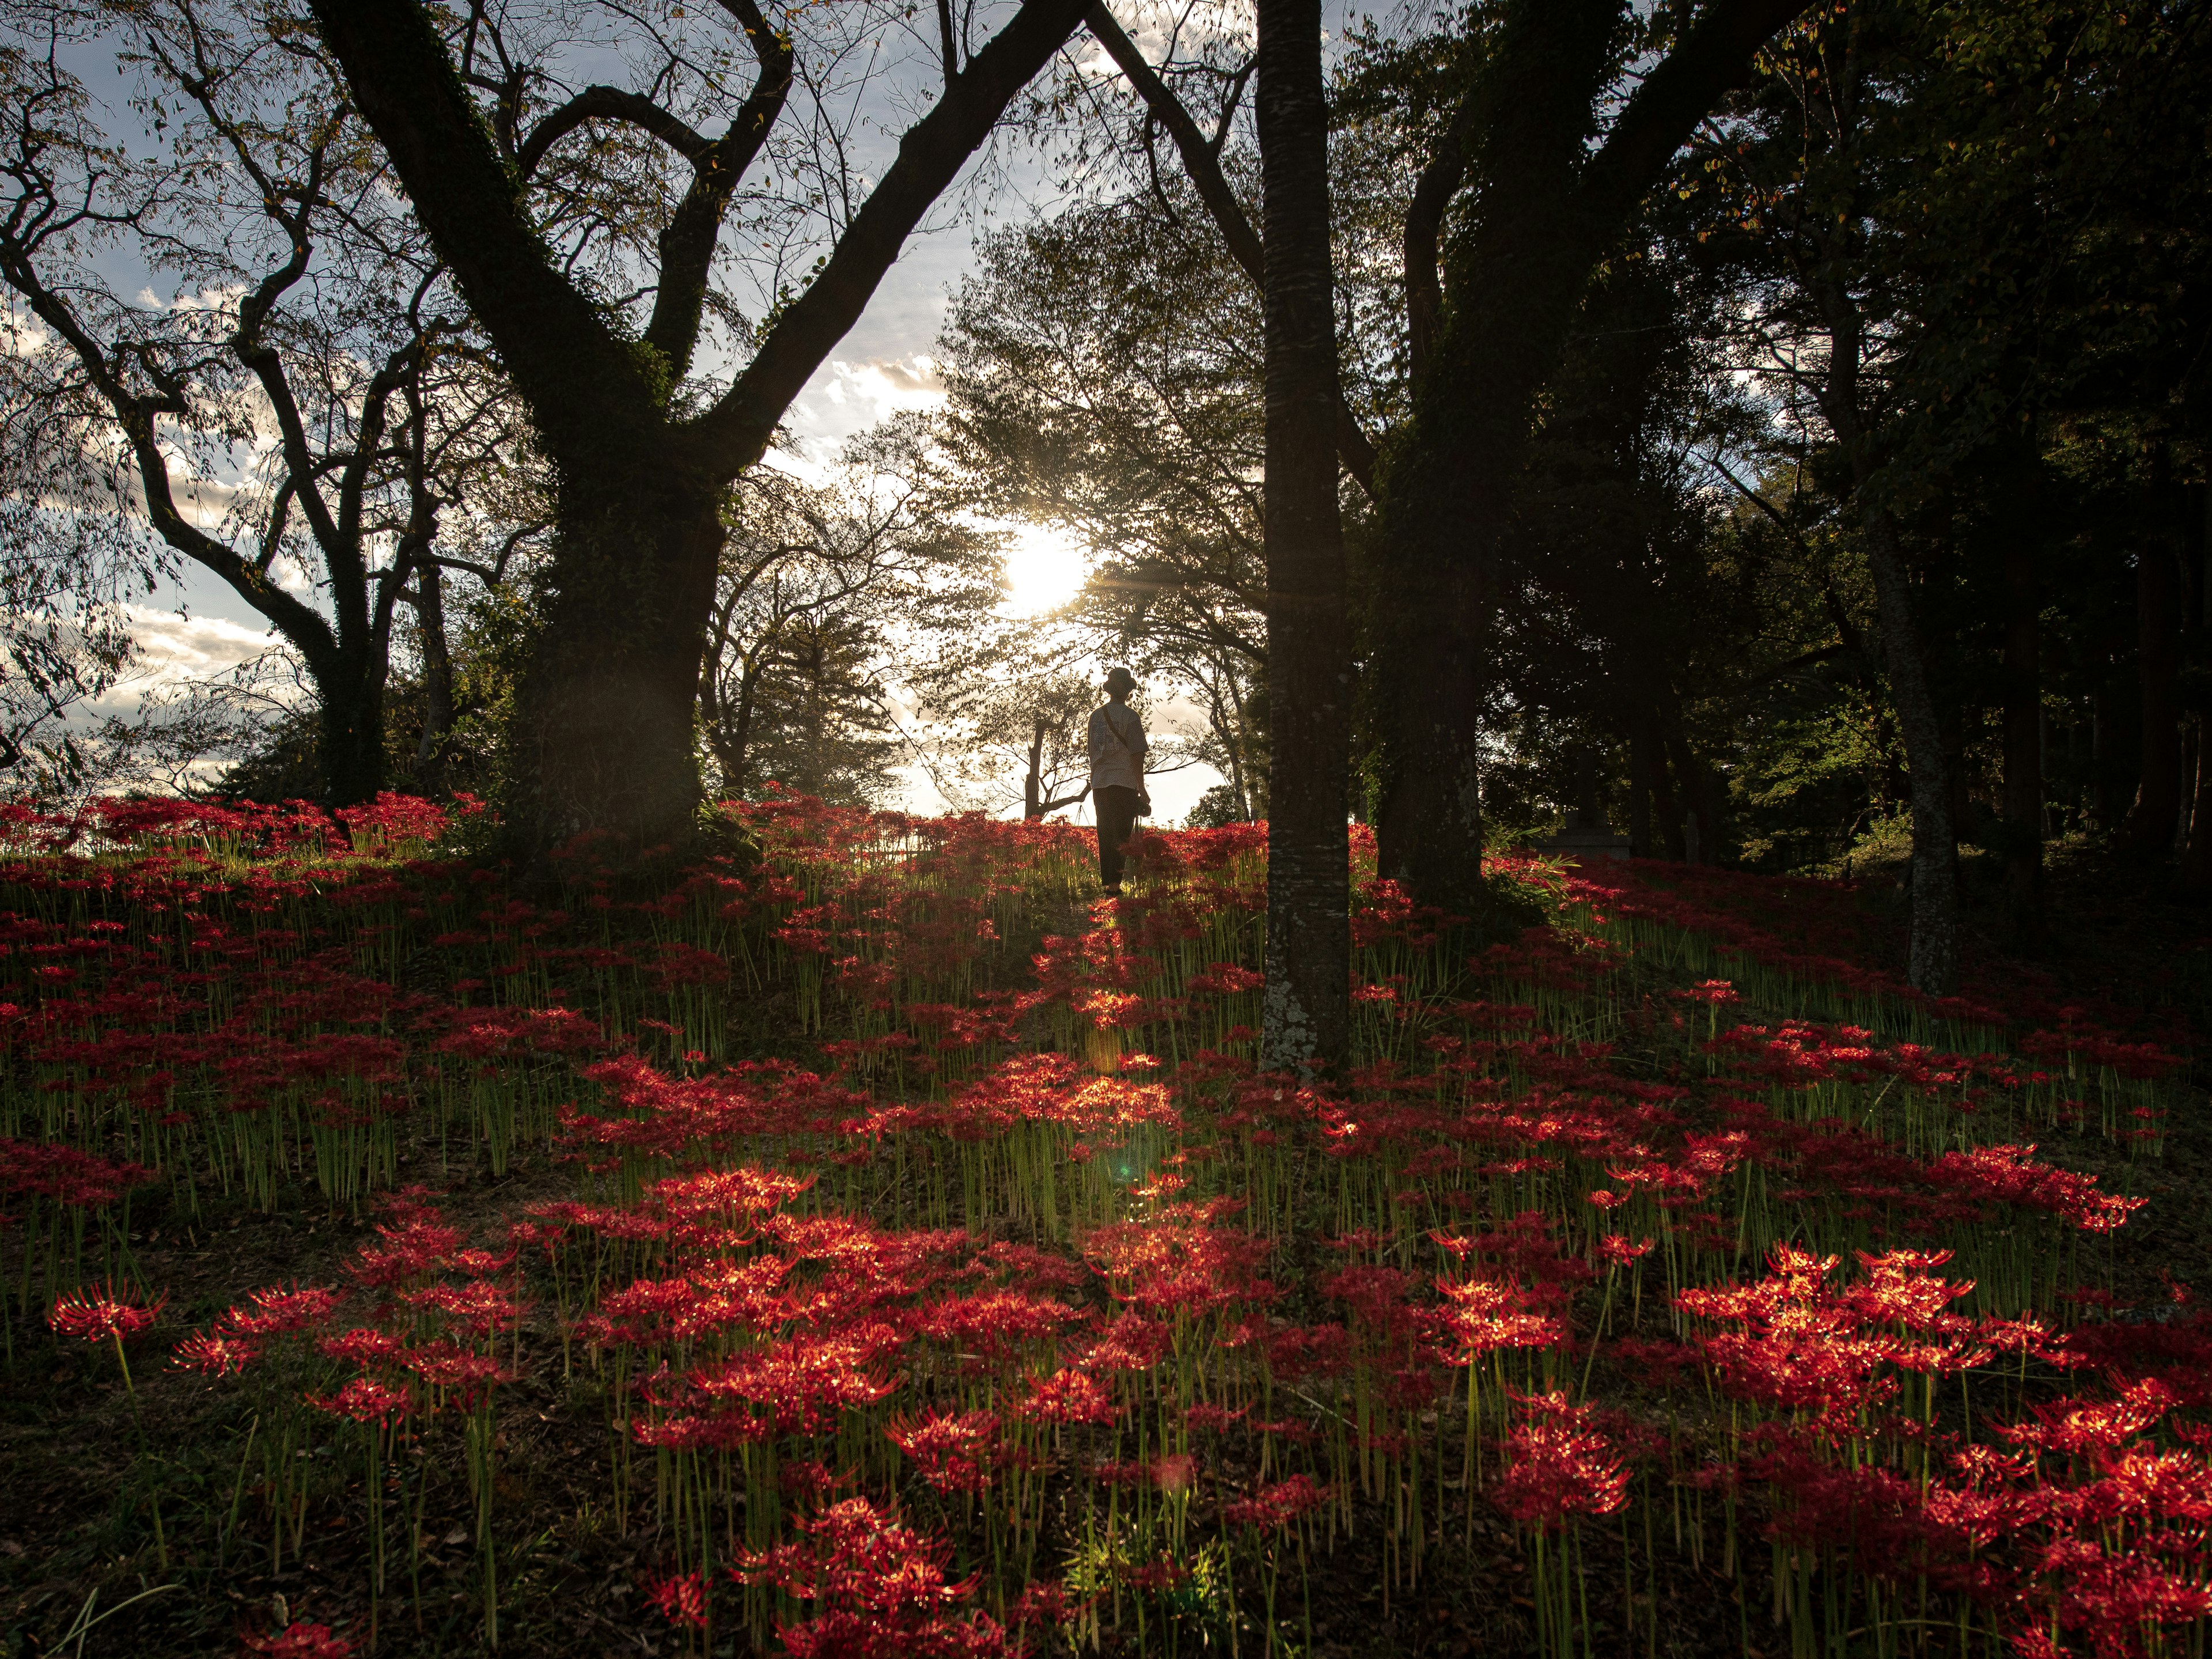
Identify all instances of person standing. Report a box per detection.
[1087,667,1150,893]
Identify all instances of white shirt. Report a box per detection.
[1087,702,1147,792]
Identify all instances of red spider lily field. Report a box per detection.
[1,797,2208,1659]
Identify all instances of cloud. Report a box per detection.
[786,355,948,450]
[97,604,283,707]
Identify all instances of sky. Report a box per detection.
[65,8,1238,824]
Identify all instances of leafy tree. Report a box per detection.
[0,0,524,804]
[935,187,1271,817]
[305,0,1094,853]
[701,424,1001,803]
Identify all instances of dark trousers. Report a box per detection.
[1094,785,1142,891]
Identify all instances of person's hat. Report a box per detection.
[1104,666,1137,695]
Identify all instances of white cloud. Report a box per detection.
[99,604,281,706]
[786,355,947,452]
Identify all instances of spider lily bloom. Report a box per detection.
[1152,1452,1196,1494]
[1597,1234,1654,1268]
[50,1285,161,1344]
[1435,1278,1566,1362]
[693,1328,902,1433]
[646,1571,710,1630]
[309,1378,408,1425]
[224,1285,344,1339]
[737,1496,1006,1658]
[173,1331,262,1376]
[237,1621,358,1658]
[1221,1474,1331,1530]
[1496,1392,1629,1532]
[1014,1366,1120,1426]
[886,1408,1001,1494]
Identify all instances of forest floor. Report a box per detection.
[1,810,2207,1659]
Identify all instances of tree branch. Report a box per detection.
[1085,0,1375,497]
[692,0,1090,471]
[1405,89,1476,390]
[517,84,714,176]
[643,0,795,380]
[309,0,669,470]
[1577,0,1811,230]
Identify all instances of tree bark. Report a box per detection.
[1861,505,1960,992]
[2001,521,2043,925]
[2127,473,2182,856]
[1627,704,1656,859]
[414,560,456,788]
[1255,0,1351,1075]
[510,493,729,845]
[313,647,391,808]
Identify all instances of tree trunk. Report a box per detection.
[2092,682,2123,827]
[1653,749,1687,862]
[414,561,456,791]
[2001,524,2043,926]
[2128,522,2181,857]
[1627,706,1655,859]
[1255,0,1351,1075]
[1663,732,1717,865]
[508,491,726,850]
[1861,505,1960,993]
[1025,719,1048,820]
[316,653,388,808]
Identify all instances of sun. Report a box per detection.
[1002,522,1092,616]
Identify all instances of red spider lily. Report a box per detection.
[632,1410,770,1453]
[319,1328,405,1368]
[1496,1392,1628,1532]
[237,1621,357,1657]
[1014,1366,1120,1426]
[0,1138,155,1209]
[887,1409,1001,1494]
[1124,1559,1192,1594]
[1221,1474,1331,1529]
[693,1328,901,1433]
[916,1287,1081,1367]
[1183,1402,1247,1433]
[174,1331,262,1376]
[310,1378,409,1425]
[50,1285,160,1344]
[1597,1234,1654,1268]
[402,1279,522,1340]
[1008,1580,1087,1628]
[1434,1278,1565,1362]
[225,1285,344,1339]
[1152,1452,1196,1494]
[401,1340,513,1410]
[1077,1313,1172,1374]
[646,1571,710,1630]
[738,1497,1009,1658]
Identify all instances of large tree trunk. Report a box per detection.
[509,489,726,849]
[2127,475,2182,856]
[1368,0,1805,909]
[311,0,1086,856]
[2001,524,2043,926]
[1255,0,1351,1075]
[414,561,456,790]
[315,653,388,808]
[1861,506,1960,993]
